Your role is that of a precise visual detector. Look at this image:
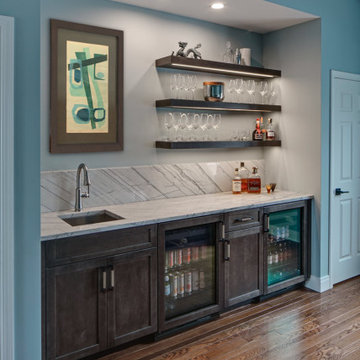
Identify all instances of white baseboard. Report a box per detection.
[305,275,332,293]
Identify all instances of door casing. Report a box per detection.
[0,14,15,360]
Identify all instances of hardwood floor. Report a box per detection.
[97,277,360,360]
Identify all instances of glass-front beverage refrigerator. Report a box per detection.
[158,214,223,333]
[263,201,310,294]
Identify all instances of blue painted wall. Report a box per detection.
[0,0,41,359]
[267,0,360,278]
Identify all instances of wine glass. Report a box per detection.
[170,74,178,99]
[179,113,188,140]
[192,113,201,140]
[268,82,277,104]
[189,75,198,100]
[178,75,186,99]
[246,79,256,103]
[206,114,215,140]
[184,113,194,140]
[213,114,221,140]
[235,78,245,102]
[259,81,269,104]
[228,79,237,102]
[200,113,208,140]
[164,112,174,140]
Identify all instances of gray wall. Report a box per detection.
[41,0,266,171]
[263,19,321,276]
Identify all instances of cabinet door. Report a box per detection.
[45,259,107,360]
[107,247,157,347]
[224,226,263,308]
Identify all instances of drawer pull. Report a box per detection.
[234,217,253,223]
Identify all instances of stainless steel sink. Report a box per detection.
[60,210,124,227]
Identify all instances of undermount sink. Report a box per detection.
[60,210,124,227]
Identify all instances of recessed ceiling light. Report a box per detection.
[211,2,225,10]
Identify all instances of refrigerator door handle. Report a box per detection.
[264,214,269,232]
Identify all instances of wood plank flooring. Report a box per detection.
[97,277,360,360]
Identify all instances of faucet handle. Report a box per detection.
[81,191,90,198]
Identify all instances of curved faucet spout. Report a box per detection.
[75,163,91,212]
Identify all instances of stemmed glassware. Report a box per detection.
[259,81,269,104]
[268,81,277,105]
[160,111,223,141]
[235,78,245,102]
[189,75,198,100]
[163,112,174,140]
[169,74,198,100]
[246,79,256,103]
[228,79,237,102]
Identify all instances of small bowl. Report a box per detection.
[203,82,224,102]
[270,183,277,192]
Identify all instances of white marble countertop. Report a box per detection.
[41,190,313,241]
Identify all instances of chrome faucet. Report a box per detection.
[74,163,91,212]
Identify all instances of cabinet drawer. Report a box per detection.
[44,224,157,267]
[225,209,261,231]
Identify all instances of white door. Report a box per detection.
[330,70,360,285]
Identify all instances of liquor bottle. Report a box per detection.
[177,271,185,298]
[260,117,267,140]
[232,168,241,194]
[169,272,178,300]
[248,167,261,194]
[266,118,275,140]
[239,162,250,193]
[164,268,171,299]
[253,118,263,141]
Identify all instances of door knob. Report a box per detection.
[335,188,350,196]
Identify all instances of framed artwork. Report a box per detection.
[50,19,123,153]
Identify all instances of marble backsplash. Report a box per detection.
[41,160,264,213]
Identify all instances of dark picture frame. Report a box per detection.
[50,19,123,153]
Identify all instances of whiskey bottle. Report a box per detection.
[252,118,263,141]
[239,162,249,193]
[248,167,261,194]
[232,168,241,194]
[260,117,267,140]
[266,118,275,140]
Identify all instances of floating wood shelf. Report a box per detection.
[156,99,281,113]
[156,55,281,79]
[155,140,281,149]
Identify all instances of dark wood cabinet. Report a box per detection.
[224,226,263,307]
[45,258,108,360]
[43,200,312,359]
[108,248,157,347]
[43,225,157,360]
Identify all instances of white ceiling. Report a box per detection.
[110,0,317,34]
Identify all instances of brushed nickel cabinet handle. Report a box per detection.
[224,240,230,261]
[101,269,107,292]
[109,268,115,290]
[234,217,253,223]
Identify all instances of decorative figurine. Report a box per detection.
[186,43,202,59]
[172,42,202,59]
[173,41,187,57]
